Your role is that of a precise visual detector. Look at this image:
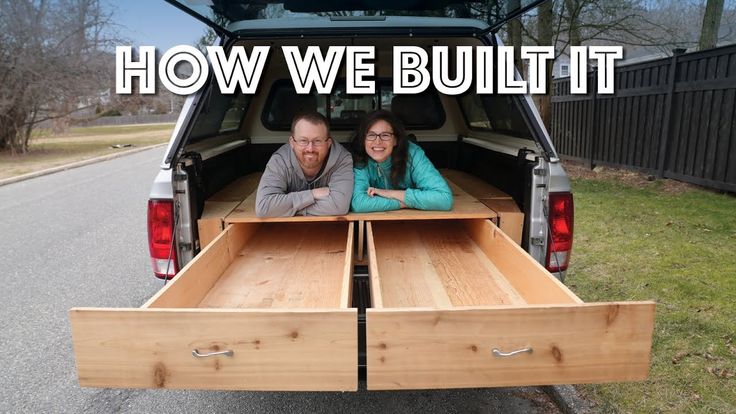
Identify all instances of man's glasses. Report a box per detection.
[366,132,395,141]
[292,137,329,147]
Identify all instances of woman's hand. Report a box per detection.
[367,187,407,208]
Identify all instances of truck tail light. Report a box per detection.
[546,192,574,273]
[147,199,178,279]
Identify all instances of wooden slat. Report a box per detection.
[479,199,524,246]
[462,219,582,304]
[369,222,453,308]
[197,173,262,247]
[607,97,617,162]
[685,90,704,176]
[369,221,524,308]
[627,95,641,166]
[198,222,350,309]
[599,99,616,160]
[357,220,365,262]
[340,222,354,309]
[716,89,735,182]
[631,95,644,167]
[225,182,496,223]
[674,91,692,174]
[366,302,655,390]
[653,93,668,167]
[668,92,685,172]
[577,100,585,159]
[616,95,626,163]
[227,192,353,222]
[728,98,736,184]
[696,90,715,178]
[643,95,658,168]
[208,173,262,202]
[70,308,357,391]
[144,223,260,309]
[674,77,736,92]
[366,222,383,309]
[197,201,241,248]
[704,89,724,180]
[439,169,513,200]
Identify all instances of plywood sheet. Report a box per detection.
[480,198,524,245]
[198,222,350,309]
[367,302,655,390]
[225,182,496,223]
[440,169,513,200]
[198,172,263,247]
[198,201,241,248]
[70,308,357,391]
[462,219,581,305]
[369,221,524,308]
[145,223,259,309]
[208,173,262,202]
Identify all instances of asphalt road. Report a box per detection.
[0,147,559,413]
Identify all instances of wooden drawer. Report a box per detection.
[70,222,357,391]
[365,219,655,390]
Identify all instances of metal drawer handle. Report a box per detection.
[492,347,533,357]
[192,349,234,358]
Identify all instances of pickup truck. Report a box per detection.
[69,0,655,391]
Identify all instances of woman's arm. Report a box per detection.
[403,145,453,211]
[351,167,402,212]
[368,188,406,208]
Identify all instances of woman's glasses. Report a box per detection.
[366,132,395,141]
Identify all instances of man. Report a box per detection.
[255,111,353,217]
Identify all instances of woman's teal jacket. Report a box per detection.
[351,142,453,212]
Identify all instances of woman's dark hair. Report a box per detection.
[351,110,409,188]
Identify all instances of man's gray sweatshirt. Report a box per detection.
[255,142,354,217]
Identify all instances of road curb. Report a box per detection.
[0,143,167,187]
[543,385,592,414]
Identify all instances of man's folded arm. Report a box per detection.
[256,156,315,217]
[304,153,353,216]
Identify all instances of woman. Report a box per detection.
[350,110,453,212]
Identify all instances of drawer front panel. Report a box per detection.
[366,302,654,390]
[71,308,357,391]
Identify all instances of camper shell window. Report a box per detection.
[458,93,532,138]
[261,80,445,131]
[189,89,252,142]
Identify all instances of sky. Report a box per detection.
[104,0,210,51]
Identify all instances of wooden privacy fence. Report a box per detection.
[551,44,736,193]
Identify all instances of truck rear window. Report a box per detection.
[261,80,445,130]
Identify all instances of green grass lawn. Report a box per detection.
[0,124,173,180]
[566,176,736,413]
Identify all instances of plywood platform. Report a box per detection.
[199,222,351,309]
[368,220,525,308]
[225,182,496,223]
[439,169,513,200]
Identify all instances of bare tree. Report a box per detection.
[0,0,114,153]
[507,0,524,71]
[699,0,725,49]
[536,0,557,128]
[521,0,691,127]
